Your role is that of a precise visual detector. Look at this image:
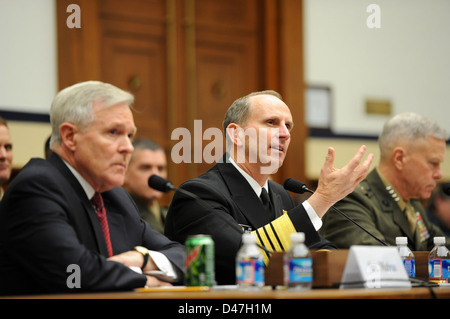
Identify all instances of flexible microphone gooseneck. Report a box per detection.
[148,175,273,255]
[283,178,388,247]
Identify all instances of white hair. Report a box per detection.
[49,81,134,149]
[378,112,447,160]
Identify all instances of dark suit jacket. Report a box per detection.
[165,155,334,284]
[0,153,185,296]
[321,169,447,250]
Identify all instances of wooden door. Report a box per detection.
[183,0,262,177]
[99,0,169,147]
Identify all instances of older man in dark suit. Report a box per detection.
[0,81,185,296]
[165,90,373,285]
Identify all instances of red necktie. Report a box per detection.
[91,192,113,257]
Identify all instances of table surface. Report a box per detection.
[8,286,450,299]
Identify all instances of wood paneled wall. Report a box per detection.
[56,0,307,197]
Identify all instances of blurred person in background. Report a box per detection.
[124,138,168,234]
[0,117,13,200]
[426,182,450,237]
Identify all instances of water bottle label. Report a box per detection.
[236,260,265,284]
[428,259,450,279]
[402,259,415,278]
[285,258,313,283]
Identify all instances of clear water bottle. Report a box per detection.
[236,233,265,290]
[283,232,313,290]
[428,237,450,283]
[395,237,415,278]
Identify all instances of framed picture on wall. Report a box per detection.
[305,85,331,130]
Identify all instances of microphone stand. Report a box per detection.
[288,180,388,247]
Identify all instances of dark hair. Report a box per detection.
[132,138,163,152]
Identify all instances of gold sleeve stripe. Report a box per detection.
[254,230,271,261]
[253,228,272,254]
[263,224,281,251]
[269,223,284,250]
[252,214,297,264]
[270,213,297,249]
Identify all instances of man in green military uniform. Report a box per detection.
[124,138,168,234]
[321,113,449,250]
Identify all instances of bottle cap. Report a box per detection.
[242,233,256,244]
[434,237,446,245]
[395,237,407,245]
[290,232,305,243]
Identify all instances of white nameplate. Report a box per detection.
[340,246,411,289]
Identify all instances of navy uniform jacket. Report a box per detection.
[165,154,335,285]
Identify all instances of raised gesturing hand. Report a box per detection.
[308,145,374,218]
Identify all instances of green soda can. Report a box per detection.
[185,235,215,286]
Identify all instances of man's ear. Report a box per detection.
[59,122,78,152]
[392,146,406,170]
[226,123,243,146]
